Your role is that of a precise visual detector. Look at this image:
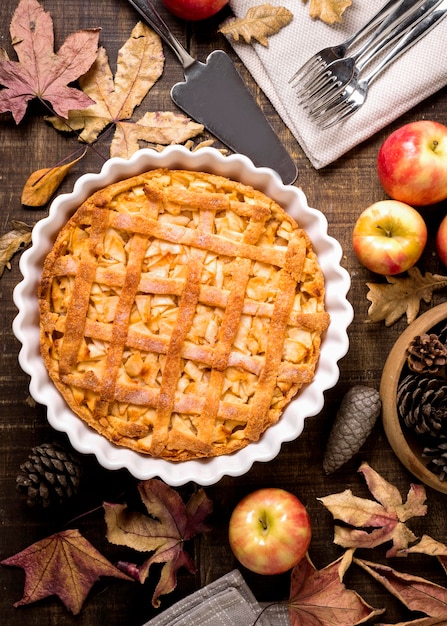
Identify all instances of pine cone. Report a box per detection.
[16,442,82,508]
[422,442,447,482]
[406,333,447,374]
[397,374,447,438]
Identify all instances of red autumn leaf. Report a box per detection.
[0,0,100,123]
[318,462,427,557]
[104,478,213,607]
[0,529,132,614]
[288,553,384,625]
[355,557,447,619]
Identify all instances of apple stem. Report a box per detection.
[375,224,393,238]
[259,514,268,531]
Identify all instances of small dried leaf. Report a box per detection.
[318,462,427,557]
[355,558,447,619]
[366,267,447,326]
[21,150,87,207]
[220,4,293,47]
[0,220,32,277]
[0,529,132,614]
[303,0,352,25]
[401,534,447,576]
[110,112,204,159]
[288,553,384,625]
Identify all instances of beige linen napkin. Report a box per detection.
[142,569,289,625]
[224,0,447,169]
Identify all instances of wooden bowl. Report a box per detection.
[381,302,447,494]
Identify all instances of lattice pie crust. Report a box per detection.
[39,169,330,461]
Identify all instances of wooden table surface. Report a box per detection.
[1,0,447,624]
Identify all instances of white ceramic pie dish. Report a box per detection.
[13,146,353,486]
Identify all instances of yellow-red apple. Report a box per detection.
[436,214,447,267]
[352,200,427,275]
[228,488,311,575]
[377,120,447,206]
[161,0,228,20]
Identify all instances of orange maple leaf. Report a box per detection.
[0,0,100,123]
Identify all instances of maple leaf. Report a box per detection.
[0,0,100,123]
[288,553,384,625]
[318,462,427,557]
[47,22,203,158]
[219,4,293,47]
[0,220,32,276]
[355,557,447,620]
[303,0,352,25]
[365,267,447,326]
[104,478,213,607]
[0,529,132,614]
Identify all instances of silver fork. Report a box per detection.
[305,0,444,114]
[288,0,402,88]
[298,0,441,106]
[316,5,447,129]
[292,0,425,95]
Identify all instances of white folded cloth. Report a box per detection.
[142,569,289,625]
[225,0,447,168]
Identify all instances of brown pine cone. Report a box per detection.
[397,374,447,438]
[406,333,447,375]
[16,442,82,508]
[422,442,447,482]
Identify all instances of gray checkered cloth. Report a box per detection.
[142,569,290,626]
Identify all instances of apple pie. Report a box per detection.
[39,168,330,461]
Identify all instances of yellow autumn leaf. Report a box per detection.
[111,111,204,159]
[303,0,352,25]
[220,4,293,47]
[21,150,87,207]
[47,21,164,144]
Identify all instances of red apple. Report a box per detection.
[161,0,228,20]
[377,120,447,206]
[436,214,447,266]
[228,488,311,575]
[352,200,427,275]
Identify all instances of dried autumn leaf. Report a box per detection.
[288,553,384,625]
[0,529,132,614]
[110,111,204,159]
[21,149,87,207]
[219,4,293,47]
[401,534,447,576]
[318,462,427,557]
[47,22,203,158]
[104,478,212,607]
[0,0,100,123]
[303,0,352,25]
[379,620,447,626]
[366,267,447,326]
[0,220,32,277]
[355,557,447,619]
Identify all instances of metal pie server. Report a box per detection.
[126,0,298,184]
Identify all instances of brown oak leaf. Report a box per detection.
[303,0,352,25]
[0,529,132,614]
[219,4,293,47]
[288,553,384,625]
[21,149,87,207]
[0,0,100,123]
[355,558,447,619]
[365,267,447,326]
[0,220,32,277]
[104,478,213,607]
[47,22,203,158]
[318,462,427,557]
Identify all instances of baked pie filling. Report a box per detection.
[39,169,330,460]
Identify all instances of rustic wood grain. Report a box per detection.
[1,0,447,624]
